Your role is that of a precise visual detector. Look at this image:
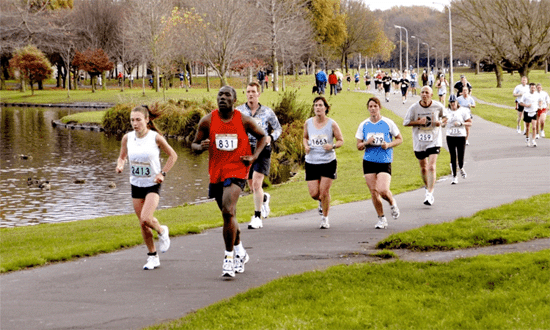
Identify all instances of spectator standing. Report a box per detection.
[428,71,434,88]
[421,69,428,87]
[328,70,339,96]
[316,69,328,95]
[257,69,266,92]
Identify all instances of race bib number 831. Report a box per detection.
[216,134,238,151]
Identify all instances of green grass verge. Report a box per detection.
[61,111,106,124]
[378,194,550,251]
[147,250,550,330]
[0,75,451,273]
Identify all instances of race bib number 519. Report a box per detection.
[215,134,238,151]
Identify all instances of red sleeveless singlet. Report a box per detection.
[208,110,252,183]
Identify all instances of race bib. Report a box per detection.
[310,134,329,147]
[449,127,461,135]
[401,84,407,88]
[215,134,238,151]
[131,164,152,177]
[367,132,385,146]
[418,132,434,142]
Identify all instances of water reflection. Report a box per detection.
[0,107,211,228]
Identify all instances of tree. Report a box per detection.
[306,0,347,66]
[452,0,550,85]
[338,0,392,72]
[185,0,255,86]
[72,48,114,92]
[9,45,53,95]
[252,0,313,91]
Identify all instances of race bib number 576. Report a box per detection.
[215,134,238,151]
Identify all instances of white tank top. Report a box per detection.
[305,118,336,164]
[127,130,161,187]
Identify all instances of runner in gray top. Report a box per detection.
[303,96,344,229]
[236,82,282,229]
[403,86,445,206]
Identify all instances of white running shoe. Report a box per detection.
[517,126,521,134]
[390,204,400,219]
[375,217,388,229]
[234,252,249,274]
[261,193,271,218]
[222,256,235,278]
[318,200,323,216]
[451,176,458,185]
[143,255,160,270]
[248,216,263,229]
[320,216,330,229]
[541,131,546,138]
[532,140,537,147]
[526,138,532,147]
[423,191,434,206]
[460,168,467,179]
[158,225,170,253]
[536,134,540,139]
[466,140,470,146]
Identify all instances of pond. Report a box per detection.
[0,106,211,228]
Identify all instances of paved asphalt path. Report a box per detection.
[2,91,549,330]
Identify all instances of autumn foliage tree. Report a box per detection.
[9,45,53,95]
[72,48,114,92]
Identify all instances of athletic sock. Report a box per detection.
[234,243,245,256]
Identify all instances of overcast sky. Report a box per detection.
[363,0,448,12]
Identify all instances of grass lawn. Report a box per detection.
[147,249,550,330]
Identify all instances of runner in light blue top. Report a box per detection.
[356,97,402,229]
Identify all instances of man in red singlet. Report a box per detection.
[192,85,267,278]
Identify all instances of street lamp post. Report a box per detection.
[394,25,402,73]
[411,36,420,74]
[423,42,430,69]
[434,1,454,87]
[394,25,409,72]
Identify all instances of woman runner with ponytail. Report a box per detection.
[116,105,178,270]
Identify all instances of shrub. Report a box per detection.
[102,103,135,133]
[269,120,305,184]
[272,90,310,126]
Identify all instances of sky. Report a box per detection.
[363,0,448,12]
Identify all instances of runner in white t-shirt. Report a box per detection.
[403,86,445,206]
[513,76,529,134]
[456,86,475,145]
[519,83,540,147]
[536,83,549,138]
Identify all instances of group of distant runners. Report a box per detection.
[113,70,546,278]
[513,76,549,147]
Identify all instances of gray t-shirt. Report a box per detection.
[305,118,336,164]
[403,100,445,151]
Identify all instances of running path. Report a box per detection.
[1,92,549,330]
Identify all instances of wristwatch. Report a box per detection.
[161,171,167,177]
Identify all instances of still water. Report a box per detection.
[0,106,211,228]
